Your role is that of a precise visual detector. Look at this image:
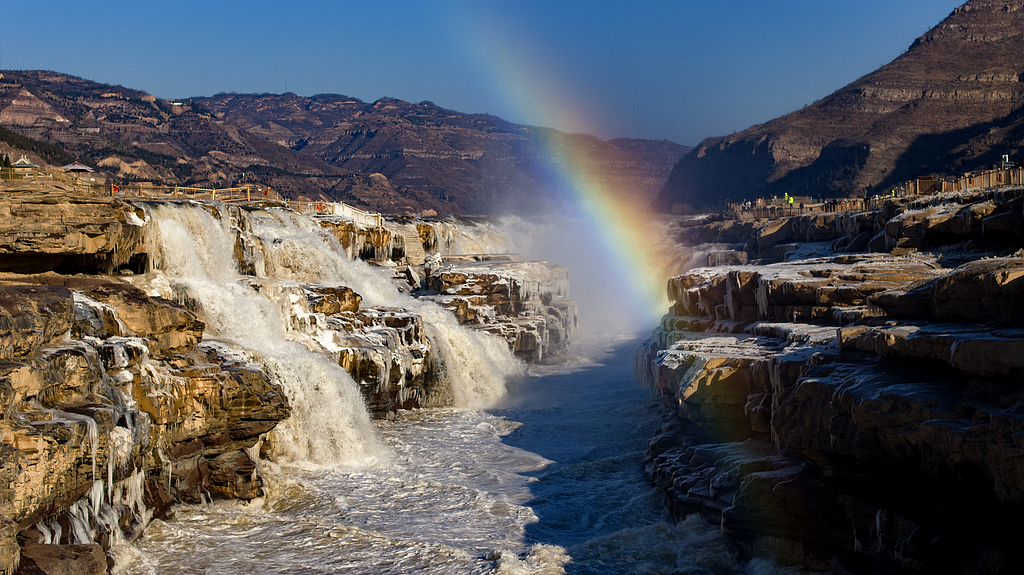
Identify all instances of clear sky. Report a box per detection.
[0,0,963,146]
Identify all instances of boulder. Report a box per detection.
[16,541,107,575]
[755,217,795,250]
[929,258,1024,324]
[307,285,361,314]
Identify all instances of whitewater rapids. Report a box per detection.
[119,336,804,574]
[115,205,802,574]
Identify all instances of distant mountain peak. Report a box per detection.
[656,0,1024,212]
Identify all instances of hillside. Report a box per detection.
[656,0,1024,212]
[196,93,688,214]
[0,71,688,215]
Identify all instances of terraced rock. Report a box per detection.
[637,191,1024,573]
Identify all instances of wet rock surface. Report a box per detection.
[637,190,1024,573]
[0,273,289,575]
[312,213,579,367]
[0,190,575,572]
[420,259,578,363]
[0,187,577,572]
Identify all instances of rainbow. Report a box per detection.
[451,10,674,333]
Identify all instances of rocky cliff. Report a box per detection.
[656,0,1024,211]
[636,185,1024,572]
[0,70,688,215]
[0,274,290,575]
[0,182,576,573]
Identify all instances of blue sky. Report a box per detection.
[0,0,963,145]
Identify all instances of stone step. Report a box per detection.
[400,227,426,265]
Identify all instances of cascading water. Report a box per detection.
[120,335,805,575]
[114,206,807,575]
[230,207,523,409]
[145,204,386,465]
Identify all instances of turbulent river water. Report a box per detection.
[122,337,802,575]
[113,206,801,574]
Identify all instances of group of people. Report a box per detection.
[822,198,857,212]
[727,193,887,218]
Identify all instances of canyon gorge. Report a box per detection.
[637,185,1024,573]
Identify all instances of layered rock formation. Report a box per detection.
[316,211,577,365]
[0,185,577,573]
[657,0,1024,211]
[0,275,289,575]
[0,182,146,275]
[637,188,1024,572]
[421,259,578,362]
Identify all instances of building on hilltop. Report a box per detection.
[62,162,93,173]
[11,154,38,177]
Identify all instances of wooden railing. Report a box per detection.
[937,167,1024,193]
[282,201,384,227]
[728,166,1024,219]
[731,198,874,220]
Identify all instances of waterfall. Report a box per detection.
[449,216,524,255]
[145,204,385,466]
[143,203,522,465]
[231,207,523,408]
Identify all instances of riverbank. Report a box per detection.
[635,187,1024,572]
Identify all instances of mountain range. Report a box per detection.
[6,0,1024,217]
[656,0,1024,212]
[0,70,688,215]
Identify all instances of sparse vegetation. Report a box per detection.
[0,125,79,166]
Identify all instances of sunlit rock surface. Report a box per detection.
[0,186,573,571]
[637,190,1024,573]
[0,183,147,275]
[0,274,288,575]
[244,279,439,413]
[421,259,578,363]
[310,211,578,365]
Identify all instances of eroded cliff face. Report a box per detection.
[0,187,577,573]
[0,276,289,575]
[0,183,146,275]
[637,189,1024,573]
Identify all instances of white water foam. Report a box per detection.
[233,207,523,409]
[118,336,810,575]
[145,204,385,466]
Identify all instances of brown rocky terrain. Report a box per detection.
[0,184,291,573]
[0,274,290,575]
[196,93,688,214]
[636,184,1024,572]
[656,0,1024,212]
[421,258,577,363]
[0,182,577,573]
[0,70,688,216]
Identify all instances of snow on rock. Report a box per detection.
[636,190,1024,573]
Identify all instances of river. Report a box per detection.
[114,205,800,574]
[119,335,803,574]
